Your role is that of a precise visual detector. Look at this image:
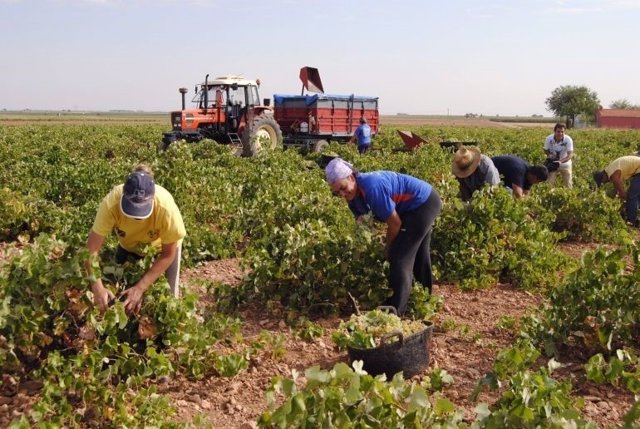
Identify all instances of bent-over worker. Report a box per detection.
[452,146,500,201]
[85,164,186,314]
[325,158,441,315]
[593,155,640,227]
[491,155,548,199]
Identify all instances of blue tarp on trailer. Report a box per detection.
[273,94,379,106]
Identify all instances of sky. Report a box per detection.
[1,0,639,116]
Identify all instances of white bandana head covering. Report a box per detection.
[325,158,354,184]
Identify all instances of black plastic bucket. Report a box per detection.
[347,321,433,379]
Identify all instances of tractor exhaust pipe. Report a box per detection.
[179,87,188,110]
[203,74,209,115]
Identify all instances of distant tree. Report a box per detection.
[545,85,600,128]
[610,99,640,110]
[610,99,632,109]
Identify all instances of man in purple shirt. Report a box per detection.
[325,158,442,315]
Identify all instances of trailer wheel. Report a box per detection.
[312,139,329,153]
[242,114,283,157]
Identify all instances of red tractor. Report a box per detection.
[161,74,282,156]
[162,67,379,155]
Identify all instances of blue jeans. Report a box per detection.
[626,174,640,224]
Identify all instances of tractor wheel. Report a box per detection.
[312,139,329,153]
[242,114,283,157]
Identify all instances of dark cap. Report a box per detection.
[120,172,155,219]
[593,170,606,187]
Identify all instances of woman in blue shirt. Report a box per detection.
[325,158,442,315]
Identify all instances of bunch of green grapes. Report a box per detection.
[332,309,426,350]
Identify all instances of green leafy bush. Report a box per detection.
[528,186,631,243]
[240,219,388,312]
[473,341,597,428]
[258,362,465,428]
[474,365,595,429]
[0,235,252,426]
[585,349,640,393]
[528,246,640,355]
[433,187,567,290]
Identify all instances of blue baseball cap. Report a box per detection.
[120,172,155,219]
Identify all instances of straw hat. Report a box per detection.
[452,146,482,178]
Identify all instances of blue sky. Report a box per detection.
[1,0,638,115]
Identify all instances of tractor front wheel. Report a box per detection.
[242,114,283,157]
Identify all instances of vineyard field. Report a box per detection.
[0,121,639,428]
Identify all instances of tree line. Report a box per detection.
[546,85,639,128]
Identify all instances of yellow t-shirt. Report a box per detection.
[605,156,640,182]
[92,184,186,255]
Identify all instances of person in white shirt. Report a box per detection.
[544,123,574,188]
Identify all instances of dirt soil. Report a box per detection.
[379,115,552,128]
[164,252,634,428]
[0,247,635,428]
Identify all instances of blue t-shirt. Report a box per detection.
[347,171,432,221]
[355,124,372,146]
[491,155,532,190]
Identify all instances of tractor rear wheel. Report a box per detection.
[312,139,329,153]
[242,114,283,157]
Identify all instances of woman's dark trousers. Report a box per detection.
[387,190,442,315]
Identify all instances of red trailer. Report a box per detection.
[273,93,379,152]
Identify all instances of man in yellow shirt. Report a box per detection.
[593,155,640,226]
[86,164,186,314]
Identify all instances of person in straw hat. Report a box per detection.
[452,146,500,201]
[324,158,442,316]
